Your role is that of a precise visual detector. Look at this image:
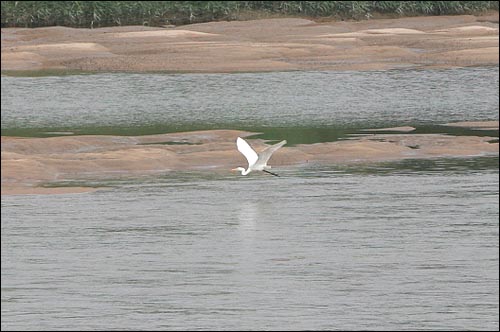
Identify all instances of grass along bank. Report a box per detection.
[1,1,499,28]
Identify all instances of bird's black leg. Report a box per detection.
[263,170,280,177]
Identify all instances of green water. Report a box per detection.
[2,68,498,144]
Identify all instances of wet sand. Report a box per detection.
[444,121,500,130]
[2,121,498,195]
[1,14,498,73]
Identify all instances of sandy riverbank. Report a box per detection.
[1,14,498,73]
[1,15,498,194]
[1,121,498,195]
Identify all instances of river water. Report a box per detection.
[1,67,499,139]
[1,67,499,330]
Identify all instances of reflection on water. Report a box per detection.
[2,161,498,330]
[237,201,259,231]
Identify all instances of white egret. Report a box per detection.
[232,137,286,176]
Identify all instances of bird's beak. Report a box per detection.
[231,168,238,171]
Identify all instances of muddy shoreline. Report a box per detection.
[1,121,498,195]
[2,14,498,73]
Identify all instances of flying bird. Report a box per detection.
[232,137,286,176]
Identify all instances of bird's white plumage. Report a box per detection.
[237,137,258,167]
[234,137,286,175]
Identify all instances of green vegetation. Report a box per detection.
[1,1,498,28]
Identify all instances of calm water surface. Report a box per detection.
[1,68,499,330]
[1,67,499,141]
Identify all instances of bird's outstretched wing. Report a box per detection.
[237,137,258,167]
[257,140,287,166]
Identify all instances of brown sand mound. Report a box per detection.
[443,120,499,130]
[2,124,498,194]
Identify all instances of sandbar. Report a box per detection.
[2,124,498,195]
[2,14,498,73]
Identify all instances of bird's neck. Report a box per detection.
[242,168,251,175]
